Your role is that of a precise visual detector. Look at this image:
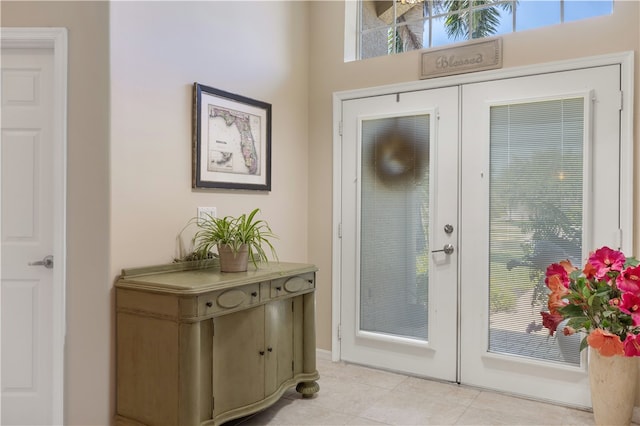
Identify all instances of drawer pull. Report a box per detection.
[205,301,213,307]
[259,350,265,356]
[275,286,282,291]
[217,289,246,309]
[267,346,273,352]
[251,291,258,297]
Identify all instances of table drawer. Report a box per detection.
[198,283,260,315]
[270,273,315,298]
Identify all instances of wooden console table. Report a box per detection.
[115,260,319,426]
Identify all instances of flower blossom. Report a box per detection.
[583,262,598,280]
[588,246,626,280]
[623,334,640,357]
[617,265,640,294]
[587,328,624,357]
[619,292,640,326]
[540,311,564,336]
[541,246,640,358]
[545,271,570,315]
[545,263,570,288]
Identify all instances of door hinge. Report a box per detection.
[339,120,343,136]
[338,223,342,239]
[212,396,215,411]
[212,320,215,336]
[615,228,622,250]
[292,360,294,372]
[618,91,623,111]
[337,323,342,340]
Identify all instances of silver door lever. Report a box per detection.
[432,244,454,255]
[29,255,54,269]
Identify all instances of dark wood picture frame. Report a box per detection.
[192,83,271,190]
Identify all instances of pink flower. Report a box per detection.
[588,246,626,280]
[617,265,640,294]
[619,292,640,326]
[623,334,640,356]
[545,263,570,289]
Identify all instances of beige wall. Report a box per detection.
[308,0,640,352]
[110,1,310,272]
[2,1,309,424]
[109,0,310,424]
[1,1,111,424]
[2,0,640,423]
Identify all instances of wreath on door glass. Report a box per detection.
[371,128,428,186]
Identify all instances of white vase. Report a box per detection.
[556,319,581,364]
[589,347,638,426]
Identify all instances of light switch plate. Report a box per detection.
[197,207,217,222]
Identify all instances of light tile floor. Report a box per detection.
[224,355,612,426]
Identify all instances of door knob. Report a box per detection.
[28,255,54,269]
[432,244,454,255]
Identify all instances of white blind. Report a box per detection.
[488,98,584,365]
[360,115,431,341]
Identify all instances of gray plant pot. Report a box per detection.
[218,244,249,272]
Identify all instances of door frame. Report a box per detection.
[1,27,68,424]
[332,51,634,363]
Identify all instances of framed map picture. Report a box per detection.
[193,83,271,190]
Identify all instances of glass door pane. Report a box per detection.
[488,98,584,365]
[360,115,430,341]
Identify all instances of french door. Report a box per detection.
[340,87,459,381]
[339,64,623,407]
[459,65,622,407]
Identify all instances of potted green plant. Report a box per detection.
[192,208,278,272]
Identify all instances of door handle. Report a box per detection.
[28,255,54,269]
[432,244,454,255]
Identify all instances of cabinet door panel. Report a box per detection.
[265,298,294,395]
[212,306,264,416]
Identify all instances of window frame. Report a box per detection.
[354,0,613,61]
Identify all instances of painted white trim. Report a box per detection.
[331,92,342,362]
[1,27,68,425]
[332,51,634,363]
[343,0,358,62]
[619,53,634,254]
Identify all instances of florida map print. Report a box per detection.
[207,105,260,175]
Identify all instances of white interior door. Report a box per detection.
[1,44,62,425]
[340,87,459,381]
[459,65,622,408]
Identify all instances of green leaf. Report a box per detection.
[625,257,640,267]
[579,336,589,352]
[559,304,585,317]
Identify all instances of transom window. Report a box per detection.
[356,0,613,60]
